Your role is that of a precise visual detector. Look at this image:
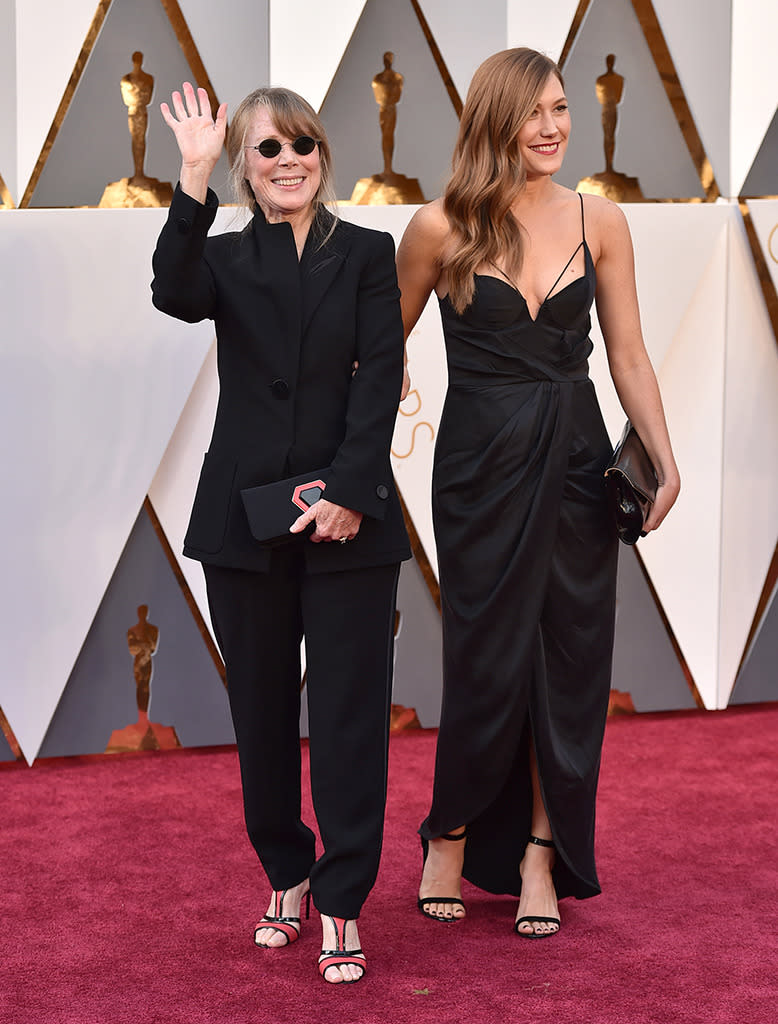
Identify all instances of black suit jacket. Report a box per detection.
[152,186,410,573]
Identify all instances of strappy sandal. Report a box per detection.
[254,887,311,947]
[514,836,560,939]
[318,916,366,984]
[417,828,467,922]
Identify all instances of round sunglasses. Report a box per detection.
[245,136,319,159]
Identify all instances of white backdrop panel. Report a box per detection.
[0,208,214,761]
[148,341,219,640]
[719,206,778,704]
[269,0,366,108]
[731,0,778,196]
[586,206,731,707]
[15,0,98,202]
[639,223,730,707]
[0,0,17,202]
[507,0,581,59]
[747,200,778,296]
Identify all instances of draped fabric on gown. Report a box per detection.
[420,197,618,900]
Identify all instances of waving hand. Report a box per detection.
[160,82,227,202]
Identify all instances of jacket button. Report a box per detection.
[270,378,290,399]
[176,217,191,234]
[376,484,389,500]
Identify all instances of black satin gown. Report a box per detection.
[420,199,618,900]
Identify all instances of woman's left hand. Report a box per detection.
[289,498,363,543]
[642,474,681,533]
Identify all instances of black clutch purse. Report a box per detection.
[604,423,658,545]
[240,469,331,546]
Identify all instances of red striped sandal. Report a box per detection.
[254,887,311,948]
[317,916,366,984]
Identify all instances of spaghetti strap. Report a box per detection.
[486,193,589,308]
[541,193,587,304]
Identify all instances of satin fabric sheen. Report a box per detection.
[420,229,619,900]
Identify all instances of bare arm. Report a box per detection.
[395,201,449,399]
[592,198,680,532]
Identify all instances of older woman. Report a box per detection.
[397,49,679,936]
[152,83,409,983]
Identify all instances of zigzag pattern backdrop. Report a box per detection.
[1,0,776,763]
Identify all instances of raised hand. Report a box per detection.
[160,82,227,201]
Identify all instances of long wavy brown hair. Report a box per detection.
[444,49,564,313]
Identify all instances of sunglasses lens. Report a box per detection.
[257,139,282,158]
[293,136,317,155]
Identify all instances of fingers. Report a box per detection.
[289,502,319,534]
[159,101,176,129]
[289,499,362,543]
[163,83,220,126]
[400,367,411,401]
[170,87,188,122]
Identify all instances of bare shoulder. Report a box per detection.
[579,193,632,262]
[403,199,450,245]
[581,192,629,232]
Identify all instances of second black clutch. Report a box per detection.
[604,423,658,545]
[241,468,332,545]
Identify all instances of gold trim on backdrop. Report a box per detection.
[0,171,15,209]
[558,0,591,69]
[739,202,778,346]
[0,707,24,761]
[631,0,719,201]
[409,0,463,117]
[633,547,705,709]
[20,0,221,209]
[143,497,227,687]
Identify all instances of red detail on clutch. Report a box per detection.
[291,480,327,512]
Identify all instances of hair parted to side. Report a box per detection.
[443,48,564,314]
[227,87,338,236]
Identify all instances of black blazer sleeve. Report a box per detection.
[324,231,404,521]
[151,185,219,323]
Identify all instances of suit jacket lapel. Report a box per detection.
[300,213,348,336]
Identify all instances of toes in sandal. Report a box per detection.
[417,828,467,922]
[318,916,366,984]
[514,836,560,939]
[254,887,311,948]
[514,914,561,938]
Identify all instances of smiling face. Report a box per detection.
[517,73,570,179]
[244,107,322,225]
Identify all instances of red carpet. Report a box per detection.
[2,706,777,1024]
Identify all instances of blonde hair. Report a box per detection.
[227,87,338,236]
[443,48,564,313]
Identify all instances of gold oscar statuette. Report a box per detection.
[350,52,425,205]
[577,54,644,202]
[105,604,181,752]
[99,52,174,208]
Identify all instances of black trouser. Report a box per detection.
[204,548,399,919]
